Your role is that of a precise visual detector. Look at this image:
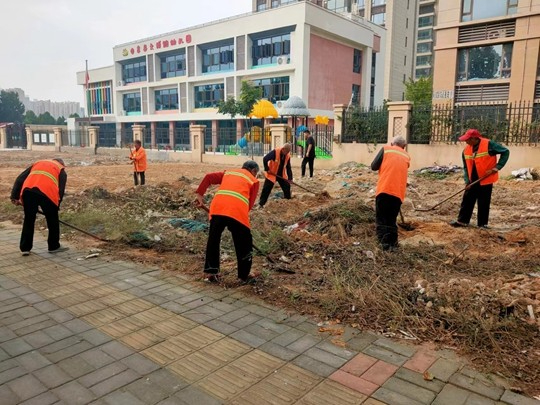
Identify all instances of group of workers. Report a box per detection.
[10,128,508,286]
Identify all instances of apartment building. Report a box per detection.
[432,0,540,104]
[76,1,385,145]
[255,0,418,101]
[414,0,436,79]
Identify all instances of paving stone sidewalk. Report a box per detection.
[0,226,538,405]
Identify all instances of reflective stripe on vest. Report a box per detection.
[464,138,498,185]
[28,170,59,187]
[265,148,289,183]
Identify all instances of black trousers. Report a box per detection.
[133,171,145,186]
[258,178,291,207]
[457,183,493,227]
[301,156,315,177]
[375,193,402,250]
[204,215,253,280]
[20,189,60,252]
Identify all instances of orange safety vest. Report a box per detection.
[209,169,258,229]
[375,145,410,202]
[264,148,290,183]
[131,147,147,172]
[464,138,498,185]
[20,160,64,206]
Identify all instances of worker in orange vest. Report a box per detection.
[258,143,293,208]
[450,129,509,229]
[195,160,260,283]
[371,136,410,251]
[129,140,147,185]
[10,158,68,255]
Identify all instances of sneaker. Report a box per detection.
[449,220,468,228]
[21,251,30,256]
[478,225,490,230]
[239,274,259,285]
[48,245,69,253]
[203,274,221,283]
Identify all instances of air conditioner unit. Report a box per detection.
[276,101,284,109]
[277,56,287,65]
[117,80,125,86]
[487,29,505,39]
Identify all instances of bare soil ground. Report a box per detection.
[1,150,539,396]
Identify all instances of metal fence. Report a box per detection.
[5,124,27,148]
[65,130,90,147]
[410,101,540,145]
[295,125,333,159]
[203,127,273,157]
[341,105,388,144]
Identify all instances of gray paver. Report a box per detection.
[380,376,437,404]
[304,347,350,368]
[363,344,409,366]
[428,357,462,382]
[174,385,222,405]
[229,329,267,348]
[33,364,73,388]
[120,353,160,375]
[18,391,59,405]
[394,367,445,393]
[432,384,470,405]
[53,380,97,405]
[124,378,170,404]
[0,383,19,405]
[287,333,321,353]
[449,373,505,400]
[21,330,55,348]
[1,337,34,356]
[79,362,128,388]
[292,354,337,377]
[204,319,239,335]
[15,350,52,372]
[372,387,425,405]
[7,374,48,401]
[101,390,146,405]
[501,390,540,405]
[89,369,141,397]
[259,341,300,361]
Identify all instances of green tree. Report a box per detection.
[24,110,38,124]
[56,116,66,125]
[69,112,80,118]
[37,112,56,125]
[468,46,500,80]
[404,76,433,106]
[0,90,25,122]
[217,81,262,119]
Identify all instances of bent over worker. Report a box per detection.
[258,143,293,208]
[10,158,68,255]
[195,160,260,283]
[450,129,509,229]
[371,136,410,251]
[129,140,147,186]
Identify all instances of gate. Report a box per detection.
[5,123,26,148]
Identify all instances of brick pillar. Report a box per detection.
[0,126,5,149]
[88,126,100,152]
[132,124,145,143]
[25,126,34,150]
[53,127,63,152]
[169,121,175,150]
[190,124,205,163]
[387,101,413,144]
[268,124,289,150]
[333,104,346,143]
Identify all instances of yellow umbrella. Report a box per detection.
[249,100,278,118]
[314,115,329,125]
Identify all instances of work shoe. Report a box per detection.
[21,251,30,256]
[478,225,490,230]
[48,245,69,253]
[449,220,468,228]
[239,274,259,285]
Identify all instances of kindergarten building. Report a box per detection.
[75,1,385,149]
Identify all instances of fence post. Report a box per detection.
[268,124,289,150]
[387,101,413,144]
[333,104,346,143]
[190,124,205,163]
[132,124,145,144]
[25,126,34,151]
[53,127,63,151]
[0,126,6,149]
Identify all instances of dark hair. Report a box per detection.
[304,130,311,135]
[242,160,259,173]
[134,140,142,146]
[53,158,65,166]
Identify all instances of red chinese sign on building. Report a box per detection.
[122,34,192,57]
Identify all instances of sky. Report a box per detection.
[0,0,252,105]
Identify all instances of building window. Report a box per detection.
[252,33,291,66]
[371,0,385,5]
[271,0,279,7]
[371,11,386,25]
[461,0,518,22]
[194,84,224,108]
[257,0,267,11]
[416,55,432,66]
[123,92,141,113]
[351,84,361,105]
[155,88,179,111]
[201,43,234,73]
[417,29,433,41]
[418,15,434,28]
[419,4,434,14]
[457,43,513,81]
[353,49,362,73]
[370,53,376,108]
[415,68,432,78]
[160,52,186,78]
[88,81,112,115]
[251,76,290,103]
[326,0,352,13]
[121,59,147,84]
[417,42,432,54]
